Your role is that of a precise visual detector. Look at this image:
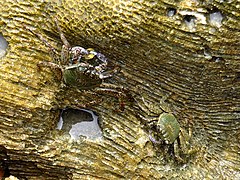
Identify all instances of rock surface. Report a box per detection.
[0,0,239,179]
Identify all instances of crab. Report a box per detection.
[26,19,119,89]
[137,95,193,162]
[25,19,131,109]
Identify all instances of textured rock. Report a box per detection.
[0,0,239,179]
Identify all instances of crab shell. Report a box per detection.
[63,64,102,90]
[157,113,180,144]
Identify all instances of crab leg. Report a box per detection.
[24,24,59,56]
[54,18,71,49]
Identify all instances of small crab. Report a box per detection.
[137,95,193,162]
[26,19,119,90]
[25,19,131,109]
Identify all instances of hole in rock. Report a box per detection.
[183,15,196,30]
[0,33,8,59]
[209,10,224,28]
[57,108,102,140]
[210,56,224,63]
[167,8,177,17]
[0,145,10,178]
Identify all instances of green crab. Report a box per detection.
[137,95,193,162]
[24,18,131,110]
[25,18,118,90]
